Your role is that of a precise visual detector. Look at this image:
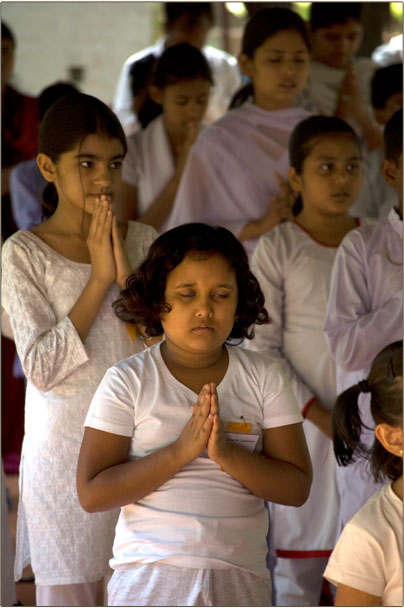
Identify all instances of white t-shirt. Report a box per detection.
[324,482,403,606]
[85,342,303,578]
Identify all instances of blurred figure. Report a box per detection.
[112,2,241,135]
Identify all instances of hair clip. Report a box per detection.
[358,379,371,393]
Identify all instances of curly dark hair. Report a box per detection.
[114,223,270,341]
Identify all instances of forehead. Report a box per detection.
[306,134,361,158]
[167,253,236,284]
[257,29,308,53]
[318,18,362,36]
[164,77,211,96]
[67,133,124,156]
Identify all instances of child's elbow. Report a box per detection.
[291,470,312,507]
[76,480,100,513]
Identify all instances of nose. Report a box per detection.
[333,169,350,185]
[94,164,112,188]
[195,295,214,318]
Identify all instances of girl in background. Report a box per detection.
[116,43,212,232]
[77,223,312,606]
[324,341,402,606]
[1,93,157,606]
[165,7,311,257]
[246,116,363,605]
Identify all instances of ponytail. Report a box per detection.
[332,384,371,467]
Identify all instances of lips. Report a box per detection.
[192,326,214,333]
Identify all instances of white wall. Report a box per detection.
[1,1,158,104]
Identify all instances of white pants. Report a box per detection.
[272,556,330,606]
[108,563,272,606]
[36,581,98,606]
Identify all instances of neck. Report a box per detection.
[253,93,294,112]
[161,340,226,371]
[46,203,92,238]
[296,207,356,245]
[392,475,403,500]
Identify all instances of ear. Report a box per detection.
[37,153,57,183]
[148,84,163,106]
[238,53,252,78]
[288,166,302,194]
[375,423,403,459]
[381,159,398,188]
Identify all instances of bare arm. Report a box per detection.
[77,384,214,512]
[334,584,381,606]
[206,385,312,506]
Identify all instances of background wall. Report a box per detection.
[1,2,158,104]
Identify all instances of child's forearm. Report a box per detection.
[78,440,188,513]
[216,445,312,506]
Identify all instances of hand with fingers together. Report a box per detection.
[204,383,231,465]
[174,384,213,465]
[87,194,117,286]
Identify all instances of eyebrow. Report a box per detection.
[173,283,235,289]
[268,49,308,54]
[74,153,124,160]
[316,155,362,161]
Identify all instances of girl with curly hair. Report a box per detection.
[77,222,312,607]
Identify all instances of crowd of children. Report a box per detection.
[2,2,403,607]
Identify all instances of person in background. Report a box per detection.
[165,7,311,258]
[127,53,160,130]
[112,2,241,135]
[324,341,402,606]
[324,109,403,533]
[116,43,212,231]
[2,21,38,240]
[301,3,381,151]
[10,81,79,231]
[247,116,363,606]
[348,62,403,220]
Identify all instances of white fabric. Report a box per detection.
[108,562,271,607]
[165,102,310,257]
[112,40,241,135]
[324,208,403,527]
[85,342,303,578]
[272,556,330,607]
[246,220,340,556]
[324,482,403,606]
[121,114,175,230]
[300,57,377,123]
[1,221,157,586]
[349,147,397,220]
[372,34,403,67]
[36,581,98,607]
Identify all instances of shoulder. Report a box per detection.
[350,482,402,533]
[126,221,158,249]
[340,216,392,252]
[108,343,160,382]
[229,345,283,382]
[3,230,42,259]
[123,43,160,69]
[255,221,301,261]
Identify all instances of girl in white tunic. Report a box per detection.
[165,7,311,257]
[324,109,403,531]
[116,43,212,232]
[1,94,158,606]
[325,341,403,606]
[77,223,313,607]
[246,116,363,606]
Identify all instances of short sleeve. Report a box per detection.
[262,359,304,429]
[85,364,138,437]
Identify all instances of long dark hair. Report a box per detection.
[230,7,310,109]
[332,341,403,482]
[114,223,270,340]
[38,93,127,217]
[288,115,361,215]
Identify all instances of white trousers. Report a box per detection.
[108,563,272,607]
[272,556,330,606]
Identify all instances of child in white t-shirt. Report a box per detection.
[324,341,403,606]
[77,222,312,606]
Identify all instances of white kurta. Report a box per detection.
[324,208,403,527]
[1,222,157,586]
[112,39,241,135]
[247,220,345,553]
[85,342,303,579]
[324,482,403,606]
[165,102,310,257]
[121,115,175,231]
